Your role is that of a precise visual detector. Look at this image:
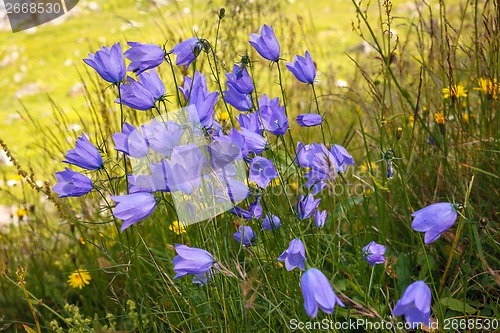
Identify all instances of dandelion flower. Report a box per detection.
[442,85,467,99]
[169,221,187,235]
[433,113,445,125]
[67,269,91,289]
[474,78,499,99]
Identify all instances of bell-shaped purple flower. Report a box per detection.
[330,144,355,172]
[141,119,183,157]
[207,135,242,169]
[124,42,165,74]
[296,194,320,220]
[301,268,345,318]
[278,239,307,271]
[52,168,92,198]
[83,43,126,84]
[262,214,281,230]
[296,114,323,127]
[240,127,267,155]
[223,85,253,111]
[226,64,254,94]
[231,206,254,220]
[362,241,386,266]
[392,281,432,329]
[172,244,215,279]
[233,225,256,246]
[286,50,316,84]
[238,112,263,135]
[112,122,149,158]
[249,197,263,219]
[127,174,157,193]
[249,24,280,62]
[110,192,157,231]
[259,94,288,136]
[411,202,458,244]
[170,37,203,68]
[63,134,103,170]
[117,70,166,110]
[249,156,278,188]
[180,71,219,128]
[314,210,327,228]
[163,144,208,195]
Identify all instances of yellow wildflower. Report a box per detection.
[216,110,230,122]
[270,178,281,187]
[474,78,499,99]
[434,113,445,125]
[67,269,91,289]
[169,220,187,235]
[359,162,377,172]
[16,207,27,220]
[442,84,467,99]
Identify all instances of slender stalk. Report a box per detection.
[117,82,129,194]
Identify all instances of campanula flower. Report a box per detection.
[180,71,219,128]
[296,194,320,220]
[226,64,254,94]
[297,143,339,194]
[117,70,166,110]
[223,85,253,111]
[277,239,307,271]
[163,144,207,194]
[112,122,149,158]
[314,210,327,227]
[249,24,280,61]
[301,268,345,318]
[249,197,263,219]
[233,225,256,246]
[362,241,386,266]
[207,135,242,169]
[259,94,288,136]
[226,178,250,203]
[110,192,157,231]
[286,50,316,83]
[330,144,355,172]
[249,156,278,188]
[63,134,103,170]
[392,281,432,329]
[124,42,165,74]
[141,119,183,158]
[172,244,215,279]
[239,127,267,155]
[238,112,263,135]
[127,174,157,193]
[411,202,458,244]
[262,214,281,230]
[170,37,204,68]
[296,114,323,127]
[52,168,92,198]
[83,43,126,84]
[231,206,254,220]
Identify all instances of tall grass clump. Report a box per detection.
[0,0,498,332]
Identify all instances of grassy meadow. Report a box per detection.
[0,0,499,332]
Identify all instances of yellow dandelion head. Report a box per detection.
[270,178,280,187]
[16,207,27,219]
[169,220,187,235]
[474,78,498,99]
[67,269,91,289]
[434,112,445,125]
[216,110,230,122]
[442,84,468,99]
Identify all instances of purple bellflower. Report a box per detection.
[249,24,280,62]
[170,37,204,68]
[52,168,92,198]
[249,156,278,188]
[83,43,126,84]
[163,144,207,195]
[314,210,327,228]
[296,114,323,127]
[124,42,165,74]
[233,225,257,246]
[259,94,288,136]
[172,244,215,280]
[392,281,432,329]
[63,134,103,170]
[278,238,307,271]
[330,144,355,172]
[362,241,386,266]
[286,50,316,84]
[301,268,345,318]
[117,70,166,110]
[110,192,157,231]
[180,71,219,128]
[262,214,281,230]
[238,112,263,135]
[112,122,149,158]
[411,202,458,244]
[141,119,183,158]
[223,85,253,111]
[296,194,320,220]
[226,64,254,95]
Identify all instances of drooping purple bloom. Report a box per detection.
[110,192,157,231]
[226,178,250,203]
[249,197,263,219]
[295,142,320,168]
[112,122,149,158]
[238,112,263,135]
[262,214,281,230]
[392,281,432,329]
[259,94,288,136]
[141,119,183,157]
[163,144,208,194]
[63,134,103,170]
[207,135,242,169]
[226,64,254,94]
[298,143,339,194]
[223,85,253,111]
[83,43,126,84]
[314,210,327,228]
[233,225,256,246]
[411,202,458,244]
[296,114,323,127]
[296,194,320,220]
[239,127,267,155]
[170,37,203,68]
[249,24,280,62]
[180,71,219,128]
[172,244,215,280]
[231,206,254,220]
[330,144,355,172]
[249,156,278,188]
[52,168,92,198]
[278,239,307,271]
[127,174,157,193]
[124,42,165,74]
[117,70,166,110]
[286,50,316,84]
[301,268,345,318]
[362,241,386,266]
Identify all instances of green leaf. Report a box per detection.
[440,297,476,314]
